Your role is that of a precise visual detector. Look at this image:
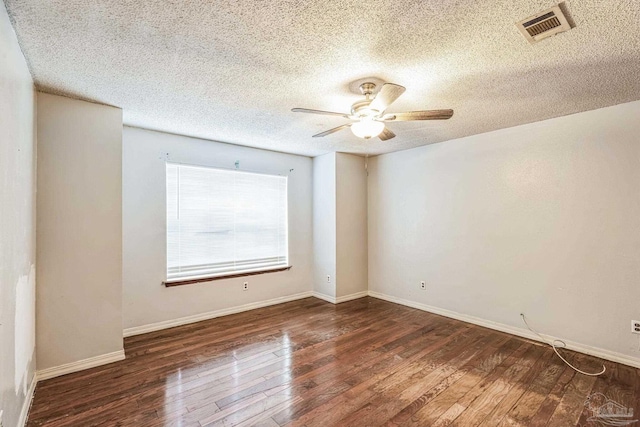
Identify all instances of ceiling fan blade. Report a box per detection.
[312,124,351,138]
[378,127,396,141]
[292,108,350,118]
[382,109,454,121]
[369,83,406,113]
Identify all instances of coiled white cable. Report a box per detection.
[520,313,606,377]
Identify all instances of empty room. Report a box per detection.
[1,0,639,426]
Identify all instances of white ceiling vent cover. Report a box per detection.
[517,5,571,44]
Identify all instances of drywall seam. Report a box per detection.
[36,350,126,381]
[367,291,640,369]
[123,291,314,337]
[17,372,37,427]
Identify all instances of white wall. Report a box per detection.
[122,127,313,330]
[312,153,368,300]
[36,93,123,370]
[0,4,37,425]
[368,100,640,360]
[312,153,337,298]
[336,153,368,298]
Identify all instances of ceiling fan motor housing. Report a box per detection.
[359,82,377,96]
[351,82,384,118]
[350,99,380,118]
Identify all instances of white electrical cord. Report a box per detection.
[520,313,606,377]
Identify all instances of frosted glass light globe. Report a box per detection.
[351,119,384,139]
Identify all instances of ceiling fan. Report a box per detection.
[292,82,453,140]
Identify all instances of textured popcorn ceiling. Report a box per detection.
[5,0,640,156]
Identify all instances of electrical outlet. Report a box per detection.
[243,282,248,291]
[632,320,640,334]
[420,281,426,290]
[327,275,331,283]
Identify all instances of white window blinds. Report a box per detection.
[166,163,288,281]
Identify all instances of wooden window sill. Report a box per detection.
[163,266,292,287]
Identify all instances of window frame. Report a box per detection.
[163,162,291,286]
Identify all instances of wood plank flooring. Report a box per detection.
[27,297,640,426]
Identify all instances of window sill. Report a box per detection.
[163,265,292,287]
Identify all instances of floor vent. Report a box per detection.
[517,5,571,44]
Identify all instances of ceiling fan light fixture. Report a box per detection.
[292,81,452,141]
[351,119,384,139]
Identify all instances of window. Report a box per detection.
[166,163,288,282]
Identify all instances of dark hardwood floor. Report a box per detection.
[27,297,640,426]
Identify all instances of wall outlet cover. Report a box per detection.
[632,320,640,334]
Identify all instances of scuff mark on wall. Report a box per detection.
[15,264,35,396]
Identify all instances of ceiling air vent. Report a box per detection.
[516,5,571,44]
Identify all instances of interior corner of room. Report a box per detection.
[2,0,640,426]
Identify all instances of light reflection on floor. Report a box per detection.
[161,331,295,426]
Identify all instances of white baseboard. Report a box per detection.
[312,291,336,303]
[37,350,126,381]
[368,290,640,369]
[123,291,314,337]
[336,291,369,303]
[312,290,368,304]
[18,372,37,427]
